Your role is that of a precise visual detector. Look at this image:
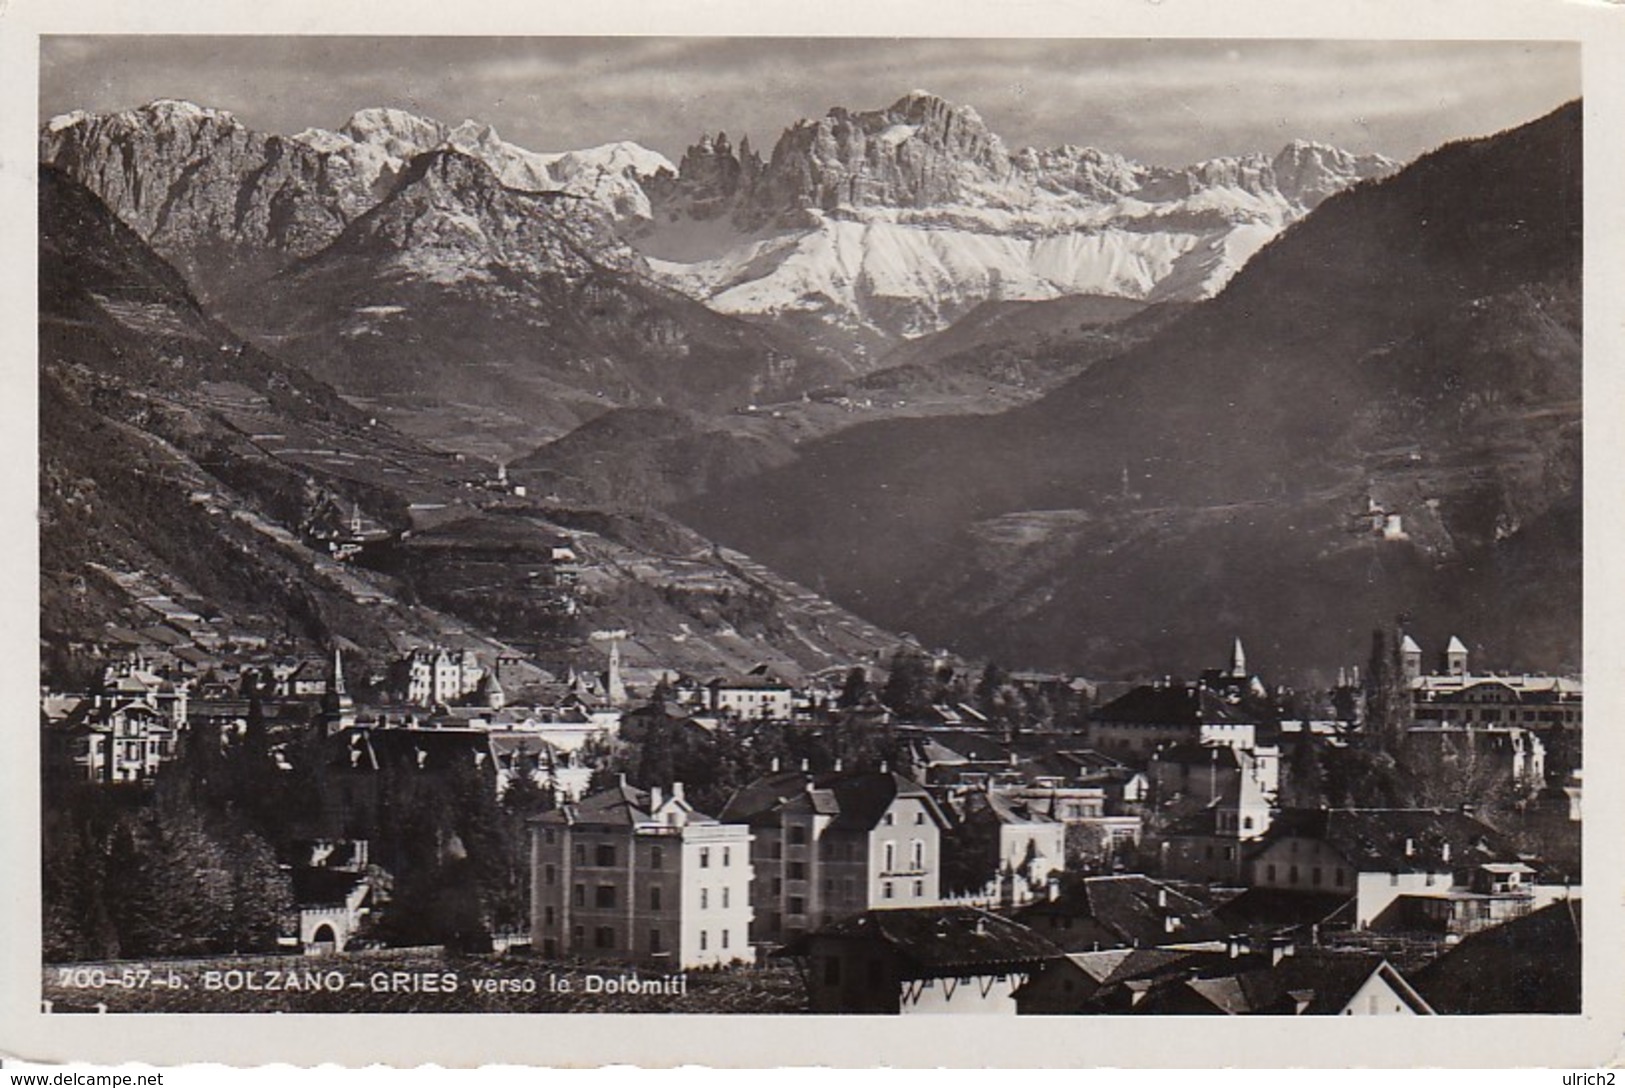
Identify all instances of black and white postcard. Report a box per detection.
[3,0,1622,1070]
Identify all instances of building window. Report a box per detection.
[787,861,806,880]
[650,846,663,870]
[884,842,896,872]
[701,888,709,909]
[1335,869,1347,887]
[573,884,585,907]
[722,887,730,909]
[544,829,556,844]
[1267,864,1277,882]
[596,884,616,909]
[1312,867,1323,887]
[650,929,662,954]
[723,846,731,867]
[788,896,805,916]
[543,906,554,928]
[913,879,924,898]
[595,844,615,867]
[721,930,730,950]
[700,930,708,951]
[572,925,584,949]
[884,812,895,826]
[915,811,926,825]
[544,864,556,885]
[911,840,924,869]
[1289,866,1299,886]
[883,881,894,900]
[650,885,662,911]
[789,825,807,846]
[594,926,615,949]
[574,844,586,866]
[700,847,711,868]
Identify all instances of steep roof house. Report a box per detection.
[1013,874,1228,952]
[780,905,1063,1014]
[1411,899,1581,1014]
[721,768,953,945]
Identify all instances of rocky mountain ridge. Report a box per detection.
[637,91,1398,356]
[41,99,674,299]
[211,146,834,460]
[43,93,1396,361]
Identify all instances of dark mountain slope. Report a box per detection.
[676,103,1582,678]
[506,407,797,510]
[216,150,839,460]
[39,164,449,650]
[40,165,912,684]
[511,295,1186,510]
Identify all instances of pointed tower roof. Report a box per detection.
[1230,638,1247,678]
[1446,636,1469,654]
[1400,634,1421,654]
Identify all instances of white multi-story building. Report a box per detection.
[405,647,485,706]
[531,780,753,968]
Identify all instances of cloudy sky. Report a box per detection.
[40,37,1578,167]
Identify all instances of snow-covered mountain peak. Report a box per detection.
[339,106,444,147]
[139,98,237,124]
[45,110,91,133]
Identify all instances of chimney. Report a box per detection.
[672,782,685,804]
[834,758,843,772]
[1441,841,1451,864]
[650,785,663,810]
[771,756,780,773]
[1227,934,1247,959]
[618,772,628,788]
[800,758,809,772]
[1270,937,1296,966]
[1404,837,1415,858]
[1157,887,1168,909]
[880,761,889,774]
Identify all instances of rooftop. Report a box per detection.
[781,907,1062,978]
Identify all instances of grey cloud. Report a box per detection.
[41,36,1577,166]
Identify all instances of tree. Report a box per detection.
[975,662,1007,718]
[882,648,932,720]
[837,667,870,709]
[1363,626,1413,755]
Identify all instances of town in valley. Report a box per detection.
[36,38,1582,1018]
[40,623,1581,1015]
